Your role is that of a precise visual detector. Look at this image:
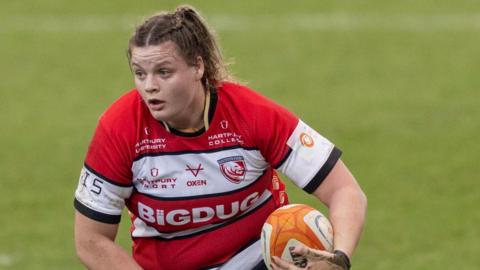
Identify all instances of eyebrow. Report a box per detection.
[130,60,174,69]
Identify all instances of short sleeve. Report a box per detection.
[253,99,341,193]
[277,120,342,193]
[254,100,299,168]
[74,119,133,224]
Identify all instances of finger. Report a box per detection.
[271,256,298,270]
[292,245,333,261]
[271,256,290,270]
[308,260,343,270]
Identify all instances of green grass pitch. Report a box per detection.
[1,0,479,269]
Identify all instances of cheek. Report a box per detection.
[133,78,143,91]
[134,82,149,101]
[169,76,194,96]
[167,87,189,105]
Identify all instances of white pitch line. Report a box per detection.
[1,13,480,33]
[211,13,480,32]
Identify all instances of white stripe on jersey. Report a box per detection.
[207,239,263,270]
[75,166,133,216]
[131,189,272,239]
[131,148,268,198]
[279,120,335,189]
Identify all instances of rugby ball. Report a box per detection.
[261,204,333,268]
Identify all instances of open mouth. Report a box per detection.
[147,99,165,110]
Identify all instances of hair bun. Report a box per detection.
[172,5,196,29]
[175,5,198,18]
[172,13,183,30]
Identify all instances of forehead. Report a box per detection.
[130,41,185,66]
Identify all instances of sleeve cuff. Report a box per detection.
[303,146,342,193]
[74,198,122,224]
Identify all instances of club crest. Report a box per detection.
[217,156,247,184]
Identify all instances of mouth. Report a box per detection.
[147,98,165,110]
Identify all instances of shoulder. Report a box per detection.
[218,81,289,112]
[218,81,297,121]
[219,81,269,103]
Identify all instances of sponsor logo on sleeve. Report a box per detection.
[299,132,315,147]
[217,156,247,184]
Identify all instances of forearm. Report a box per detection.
[327,186,367,259]
[76,234,143,270]
[75,212,143,270]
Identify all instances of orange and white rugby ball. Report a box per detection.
[261,204,334,268]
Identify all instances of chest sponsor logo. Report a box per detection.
[220,120,228,129]
[184,164,209,188]
[207,132,243,146]
[185,164,204,177]
[137,177,177,190]
[135,138,167,154]
[150,168,159,177]
[217,156,247,184]
[137,192,260,226]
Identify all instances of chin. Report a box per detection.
[149,110,169,122]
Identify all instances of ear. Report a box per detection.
[193,56,205,81]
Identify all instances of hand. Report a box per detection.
[270,244,350,270]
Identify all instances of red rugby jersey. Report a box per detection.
[74,82,341,270]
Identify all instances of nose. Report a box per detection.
[144,74,159,93]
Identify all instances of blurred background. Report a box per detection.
[1,0,479,269]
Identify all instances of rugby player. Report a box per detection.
[73,5,367,270]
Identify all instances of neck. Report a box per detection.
[163,84,210,133]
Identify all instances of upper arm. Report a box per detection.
[74,211,144,270]
[74,210,119,254]
[73,119,133,252]
[75,211,119,240]
[312,159,364,207]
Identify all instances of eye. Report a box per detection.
[134,70,145,79]
[158,69,172,77]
